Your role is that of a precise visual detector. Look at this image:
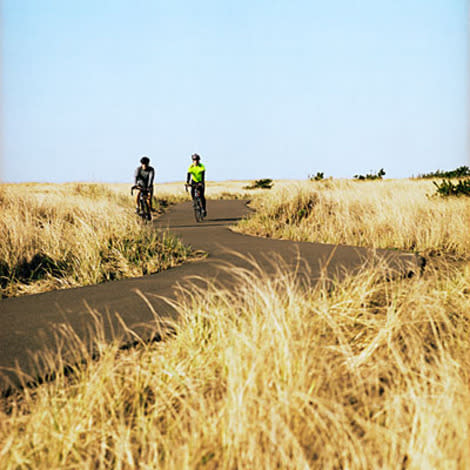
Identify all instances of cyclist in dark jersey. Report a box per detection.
[134,156,155,213]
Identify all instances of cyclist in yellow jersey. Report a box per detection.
[186,153,207,216]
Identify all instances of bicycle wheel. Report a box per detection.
[140,197,152,222]
[193,197,203,222]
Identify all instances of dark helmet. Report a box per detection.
[140,156,150,165]
[191,153,200,161]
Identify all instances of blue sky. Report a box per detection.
[1,0,468,183]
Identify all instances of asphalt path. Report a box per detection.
[0,199,423,392]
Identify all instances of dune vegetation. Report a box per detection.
[0,183,191,298]
[1,259,469,468]
[235,179,470,260]
[0,180,274,298]
[1,178,470,468]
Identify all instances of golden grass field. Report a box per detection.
[1,178,470,468]
[0,179,266,297]
[0,183,192,297]
[235,179,470,260]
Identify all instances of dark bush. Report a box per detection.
[419,166,470,179]
[244,179,274,190]
[309,172,325,181]
[354,169,386,181]
[433,179,470,197]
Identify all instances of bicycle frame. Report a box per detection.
[131,185,152,221]
[188,183,204,222]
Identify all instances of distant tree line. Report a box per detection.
[308,169,387,181]
[418,166,470,179]
[305,165,470,197]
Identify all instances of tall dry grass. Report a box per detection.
[0,183,191,297]
[110,179,277,201]
[1,260,470,468]
[2,179,470,468]
[235,179,470,259]
[0,179,272,298]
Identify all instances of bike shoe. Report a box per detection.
[203,210,207,217]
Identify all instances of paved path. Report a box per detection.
[0,200,423,392]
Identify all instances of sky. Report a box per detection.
[1,0,468,183]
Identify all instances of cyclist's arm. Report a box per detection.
[186,172,192,185]
[134,167,140,185]
[201,171,205,185]
[148,167,155,187]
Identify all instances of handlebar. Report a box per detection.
[185,182,204,192]
[131,185,150,195]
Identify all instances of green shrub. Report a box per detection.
[419,166,470,179]
[354,169,386,181]
[309,172,325,181]
[433,179,470,197]
[244,179,274,190]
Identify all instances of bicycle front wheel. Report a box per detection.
[193,198,203,222]
[140,198,152,222]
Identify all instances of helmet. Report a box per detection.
[191,153,200,161]
[140,156,150,165]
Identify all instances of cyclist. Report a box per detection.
[186,153,207,216]
[134,156,155,213]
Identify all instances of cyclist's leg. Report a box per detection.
[145,191,152,219]
[190,184,196,202]
[139,191,151,220]
[135,189,141,213]
[200,184,207,215]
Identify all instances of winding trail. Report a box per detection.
[0,200,423,391]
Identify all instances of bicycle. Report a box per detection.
[131,185,152,221]
[185,182,205,222]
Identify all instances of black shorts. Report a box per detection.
[136,182,154,196]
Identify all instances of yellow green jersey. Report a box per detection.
[187,163,206,183]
